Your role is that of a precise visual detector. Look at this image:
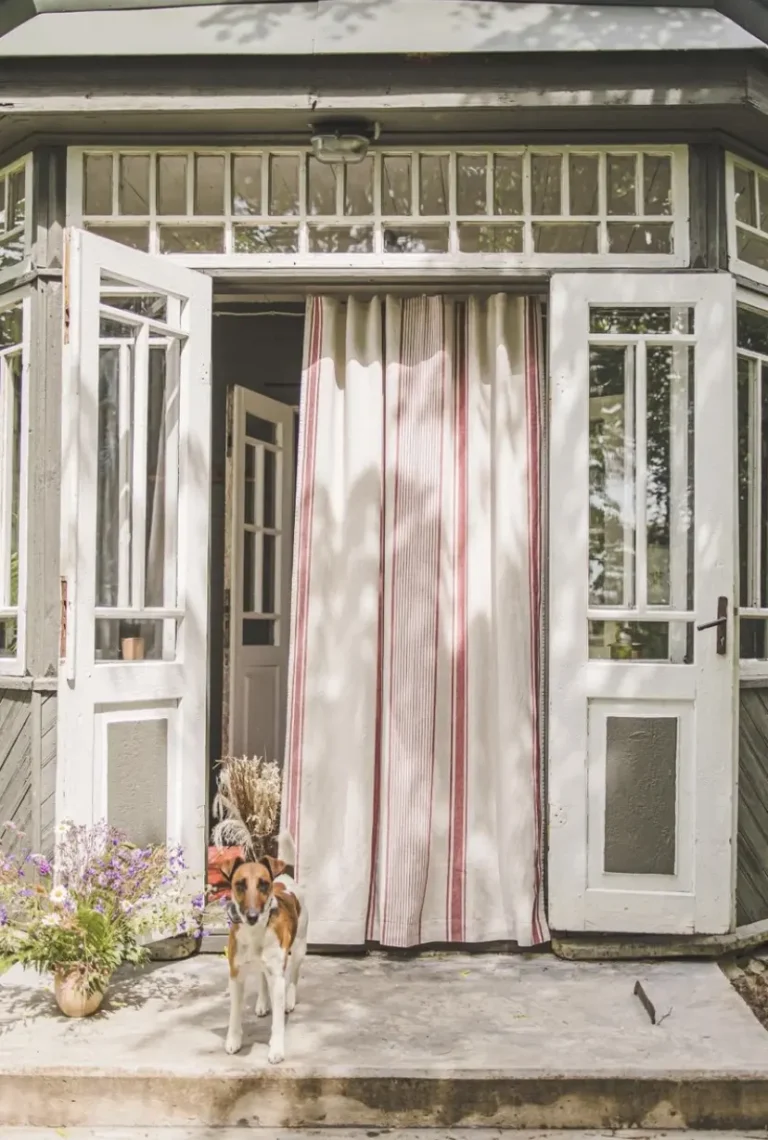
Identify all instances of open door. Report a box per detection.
[548,273,738,934]
[57,228,212,885]
[226,386,294,763]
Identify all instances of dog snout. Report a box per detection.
[245,908,260,925]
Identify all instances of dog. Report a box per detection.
[222,830,308,1064]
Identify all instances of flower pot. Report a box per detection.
[54,971,107,1018]
[121,636,145,661]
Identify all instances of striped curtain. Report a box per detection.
[283,294,547,948]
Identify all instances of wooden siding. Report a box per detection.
[737,685,768,927]
[0,689,57,858]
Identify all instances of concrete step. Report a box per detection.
[6,1133,768,1140]
[4,955,768,1130]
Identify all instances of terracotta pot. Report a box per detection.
[121,636,145,661]
[54,970,107,1018]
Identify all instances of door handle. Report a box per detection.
[696,595,728,656]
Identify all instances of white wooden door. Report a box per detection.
[548,273,738,935]
[227,386,294,763]
[57,228,212,885]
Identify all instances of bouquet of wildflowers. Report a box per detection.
[0,819,205,997]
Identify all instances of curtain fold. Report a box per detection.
[283,293,548,948]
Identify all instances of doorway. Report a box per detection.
[208,301,304,816]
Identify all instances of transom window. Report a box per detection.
[68,146,688,265]
[728,154,768,287]
[737,297,768,668]
[0,157,31,273]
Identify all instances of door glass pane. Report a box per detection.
[145,345,179,610]
[737,304,768,659]
[589,344,635,607]
[262,533,276,613]
[243,529,255,612]
[244,442,255,526]
[263,447,276,529]
[96,344,124,609]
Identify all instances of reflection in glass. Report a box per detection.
[533,223,597,253]
[119,155,150,216]
[643,155,672,215]
[589,345,635,607]
[419,155,449,215]
[84,155,113,216]
[608,223,672,254]
[382,155,411,215]
[157,155,188,215]
[458,224,523,253]
[607,154,636,215]
[569,154,599,215]
[589,621,693,663]
[494,154,523,215]
[344,158,374,215]
[531,154,561,214]
[735,165,757,227]
[457,155,487,215]
[96,345,123,610]
[269,155,300,216]
[307,158,338,216]
[194,155,225,215]
[232,154,261,215]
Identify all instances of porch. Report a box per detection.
[3,951,768,1130]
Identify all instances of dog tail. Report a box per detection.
[277,829,296,867]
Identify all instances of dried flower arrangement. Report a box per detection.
[0,819,205,1016]
[211,754,282,857]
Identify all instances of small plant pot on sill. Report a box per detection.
[54,970,109,1018]
[121,636,145,661]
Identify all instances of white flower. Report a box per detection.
[55,819,73,836]
[49,885,69,906]
[41,913,61,927]
[120,900,133,913]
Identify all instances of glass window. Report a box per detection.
[737,302,768,661]
[731,157,768,282]
[76,147,685,261]
[0,299,25,664]
[0,158,30,271]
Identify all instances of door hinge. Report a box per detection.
[59,577,68,659]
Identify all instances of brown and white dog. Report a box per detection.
[222,830,308,1064]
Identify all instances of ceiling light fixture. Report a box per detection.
[309,120,380,165]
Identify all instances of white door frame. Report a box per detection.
[57,227,212,883]
[548,272,738,935]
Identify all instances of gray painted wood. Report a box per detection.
[25,274,63,680]
[737,685,768,927]
[0,689,32,854]
[688,143,729,271]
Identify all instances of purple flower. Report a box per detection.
[0,904,7,926]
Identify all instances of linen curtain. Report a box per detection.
[283,293,547,947]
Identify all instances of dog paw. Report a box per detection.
[225,1033,243,1055]
[286,983,296,1013]
[267,1042,284,1065]
[255,999,270,1018]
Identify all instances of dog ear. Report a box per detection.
[261,855,286,880]
[219,855,244,885]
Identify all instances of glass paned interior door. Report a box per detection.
[549,273,736,935]
[95,288,182,662]
[588,304,695,660]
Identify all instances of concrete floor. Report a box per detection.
[1,952,767,1075]
[3,953,768,1128]
[7,1133,768,1140]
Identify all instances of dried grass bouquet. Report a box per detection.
[211,755,281,857]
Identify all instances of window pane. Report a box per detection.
[383,227,448,253]
[457,155,487,215]
[531,154,561,215]
[533,223,597,253]
[738,354,753,611]
[262,533,276,613]
[494,155,523,215]
[145,346,178,609]
[0,617,18,658]
[760,176,768,234]
[419,154,449,215]
[263,448,276,529]
[738,305,768,354]
[7,353,21,610]
[643,155,672,216]
[307,157,338,216]
[158,226,224,253]
[0,304,23,348]
[382,155,411,215]
[344,157,373,215]
[737,228,768,272]
[608,223,672,255]
[243,530,255,612]
[233,225,298,253]
[84,154,113,216]
[458,224,523,253]
[646,344,694,609]
[232,155,261,216]
[590,307,690,335]
[735,165,757,227]
[569,154,599,216]
[245,414,276,444]
[157,155,188,215]
[85,225,150,252]
[0,180,5,230]
[9,170,25,229]
[96,345,123,608]
[589,345,635,607]
[95,617,178,662]
[308,225,373,253]
[269,155,299,216]
[589,621,693,663]
[244,443,255,527]
[119,155,150,216]
[194,155,225,215]
[607,154,637,215]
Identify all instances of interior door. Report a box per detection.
[226,386,294,763]
[548,273,737,935]
[57,227,212,885]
